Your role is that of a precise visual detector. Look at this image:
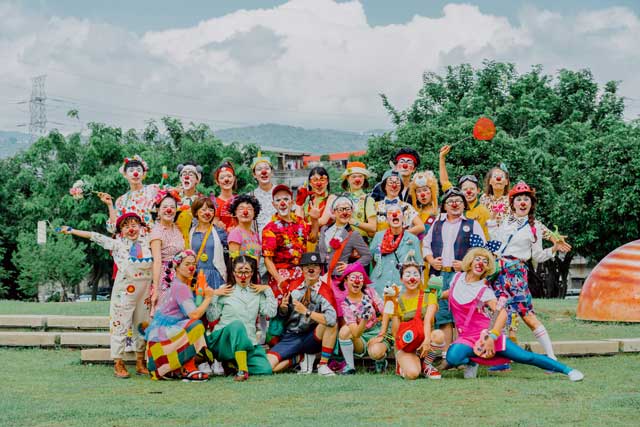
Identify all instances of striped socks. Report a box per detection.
[319,346,333,366]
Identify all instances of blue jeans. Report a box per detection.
[446,339,571,374]
[435,270,455,327]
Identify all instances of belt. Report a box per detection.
[441,267,453,273]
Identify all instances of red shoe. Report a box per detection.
[422,362,442,380]
[234,370,249,382]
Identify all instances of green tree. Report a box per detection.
[12,230,90,301]
[365,61,639,297]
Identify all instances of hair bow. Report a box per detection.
[469,233,502,253]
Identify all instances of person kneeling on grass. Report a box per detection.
[338,263,392,375]
[267,252,338,376]
[378,251,444,380]
[145,250,215,381]
[206,256,277,381]
[59,213,153,379]
[442,247,584,382]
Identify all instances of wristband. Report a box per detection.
[489,329,499,340]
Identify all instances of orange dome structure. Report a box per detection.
[576,240,640,322]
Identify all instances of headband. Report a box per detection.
[119,154,148,175]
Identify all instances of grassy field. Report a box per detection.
[2,298,639,342]
[0,348,638,427]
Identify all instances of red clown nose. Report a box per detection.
[188,266,195,273]
[133,171,139,178]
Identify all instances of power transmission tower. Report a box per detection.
[29,75,47,138]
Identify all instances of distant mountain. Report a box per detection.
[0,131,32,159]
[215,123,374,154]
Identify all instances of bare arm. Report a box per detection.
[264,256,282,285]
[439,145,451,187]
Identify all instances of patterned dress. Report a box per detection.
[145,277,207,379]
[149,223,185,309]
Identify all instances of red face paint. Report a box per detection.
[353,279,362,285]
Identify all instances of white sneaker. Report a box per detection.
[567,369,584,382]
[317,364,336,376]
[198,362,213,375]
[297,357,311,374]
[463,364,479,379]
[212,360,225,376]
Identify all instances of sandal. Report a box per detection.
[233,370,249,382]
[183,370,209,382]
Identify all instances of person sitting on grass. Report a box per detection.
[377,251,444,380]
[337,263,392,375]
[267,252,338,376]
[59,213,153,379]
[442,247,584,382]
[206,256,277,381]
[144,250,216,381]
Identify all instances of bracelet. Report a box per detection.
[305,310,312,319]
[489,329,499,340]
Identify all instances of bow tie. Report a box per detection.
[384,199,399,205]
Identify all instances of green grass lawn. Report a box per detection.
[0,348,638,427]
[2,298,639,342]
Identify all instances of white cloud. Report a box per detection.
[0,0,639,135]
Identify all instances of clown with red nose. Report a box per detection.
[175,162,204,247]
[105,155,161,234]
[58,212,153,378]
[340,161,377,241]
[373,170,424,237]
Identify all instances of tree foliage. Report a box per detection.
[0,120,253,299]
[364,61,640,297]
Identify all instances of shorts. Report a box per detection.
[267,330,321,362]
[354,323,394,358]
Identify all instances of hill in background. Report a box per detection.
[214,123,379,153]
[0,124,388,158]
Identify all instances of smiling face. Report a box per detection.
[195,203,215,225]
[272,190,292,217]
[234,202,255,224]
[252,162,272,185]
[384,176,402,198]
[180,170,199,191]
[176,255,197,278]
[460,181,479,203]
[490,169,508,192]
[125,164,145,187]
[233,262,253,285]
[396,157,415,177]
[159,197,177,222]
[444,196,464,218]
[216,170,235,191]
[415,185,432,205]
[346,271,365,294]
[513,194,532,217]
[309,174,328,195]
[120,217,142,240]
[471,255,489,275]
[401,265,421,290]
[333,200,353,225]
[347,173,365,191]
[302,264,321,282]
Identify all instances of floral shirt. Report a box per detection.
[107,184,160,233]
[212,195,237,232]
[228,226,262,260]
[262,214,310,267]
[341,287,384,330]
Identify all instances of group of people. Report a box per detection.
[60,146,584,383]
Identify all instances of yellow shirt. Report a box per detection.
[397,291,438,322]
[442,180,490,239]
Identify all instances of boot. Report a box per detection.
[114,359,130,379]
[135,352,149,376]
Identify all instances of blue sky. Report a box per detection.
[29,0,640,31]
[2,1,639,132]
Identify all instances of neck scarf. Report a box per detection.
[380,228,404,255]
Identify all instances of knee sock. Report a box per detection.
[533,326,556,360]
[424,341,445,366]
[235,351,248,372]
[339,339,355,369]
[319,346,333,366]
[183,358,197,373]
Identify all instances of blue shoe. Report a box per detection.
[488,363,511,372]
[340,366,356,375]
